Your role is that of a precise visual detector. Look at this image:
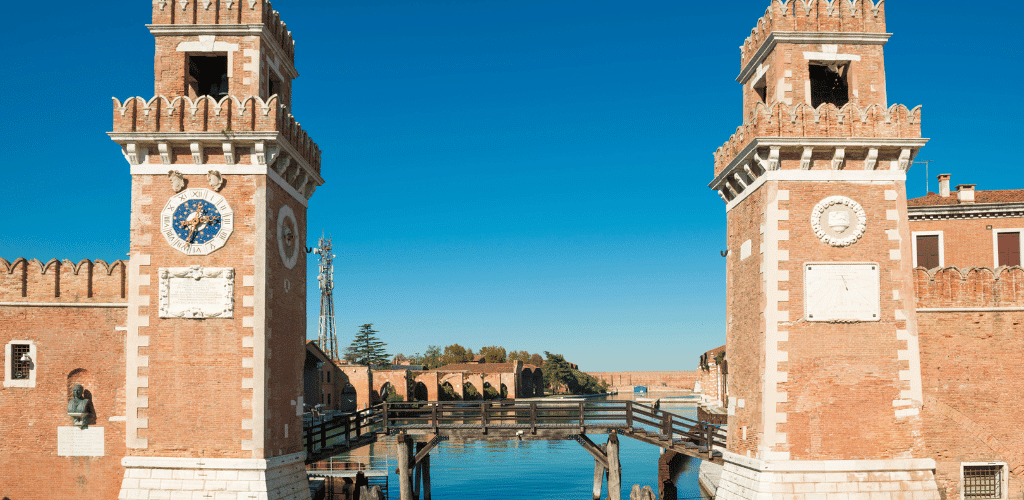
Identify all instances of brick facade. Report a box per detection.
[586,371,699,391]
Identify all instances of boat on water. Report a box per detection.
[633,385,648,393]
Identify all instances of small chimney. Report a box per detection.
[956,184,976,204]
[938,174,951,197]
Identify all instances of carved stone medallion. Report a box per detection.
[811,196,867,247]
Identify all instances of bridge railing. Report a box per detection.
[381,400,726,450]
[303,404,385,457]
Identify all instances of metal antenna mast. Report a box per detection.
[312,235,338,361]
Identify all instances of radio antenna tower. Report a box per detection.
[312,235,339,361]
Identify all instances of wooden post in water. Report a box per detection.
[607,432,622,500]
[414,442,425,500]
[397,433,414,500]
[422,451,432,500]
[593,460,605,500]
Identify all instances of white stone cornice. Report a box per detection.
[709,137,928,191]
[908,202,1024,221]
[146,24,299,78]
[724,169,905,213]
[0,302,128,308]
[737,31,892,84]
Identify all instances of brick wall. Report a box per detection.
[0,262,128,500]
[909,216,1024,269]
[724,182,770,458]
[915,267,1024,499]
[585,371,699,390]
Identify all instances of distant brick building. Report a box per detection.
[0,2,323,499]
[709,3,1020,500]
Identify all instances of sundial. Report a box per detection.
[804,263,880,322]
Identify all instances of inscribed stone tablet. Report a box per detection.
[57,427,104,457]
[159,266,234,319]
[804,263,880,322]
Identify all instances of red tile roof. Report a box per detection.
[908,190,1024,207]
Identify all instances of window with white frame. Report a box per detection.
[4,340,37,388]
[992,229,1024,268]
[912,231,944,269]
[962,463,1006,500]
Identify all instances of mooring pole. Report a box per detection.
[608,432,622,500]
[414,442,425,500]
[397,433,414,500]
[593,460,605,500]
[422,451,432,500]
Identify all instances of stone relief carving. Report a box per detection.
[811,196,867,247]
[159,266,235,319]
[168,170,186,193]
[207,170,225,192]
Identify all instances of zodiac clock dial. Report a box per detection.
[161,189,234,255]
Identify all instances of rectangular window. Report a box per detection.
[187,55,229,99]
[11,344,29,380]
[963,465,1002,499]
[326,371,331,383]
[916,235,940,269]
[327,393,331,405]
[997,232,1020,266]
[809,62,850,108]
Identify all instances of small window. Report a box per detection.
[326,371,331,383]
[963,464,1003,499]
[916,235,940,269]
[809,62,849,108]
[327,393,331,405]
[753,76,768,103]
[268,73,283,100]
[187,55,229,99]
[997,232,1020,266]
[11,344,30,380]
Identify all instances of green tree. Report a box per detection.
[343,324,390,367]
[421,345,442,369]
[440,344,472,366]
[542,352,608,395]
[508,350,531,363]
[478,345,507,363]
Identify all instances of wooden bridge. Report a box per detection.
[303,400,725,500]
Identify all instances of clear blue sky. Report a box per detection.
[2,1,1020,371]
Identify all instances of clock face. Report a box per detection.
[804,263,880,322]
[161,189,234,255]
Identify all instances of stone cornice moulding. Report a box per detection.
[146,24,298,78]
[709,137,928,192]
[724,169,906,213]
[721,451,938,473]
[737,31,892,84]
[908,203,1024,220]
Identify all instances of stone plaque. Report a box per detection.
[57,427,104,457]
[804,263,880,322]
[159,266,234,319]
[811,196,867,247]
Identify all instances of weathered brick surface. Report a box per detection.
[908,217,1023,269]
[0,288,128,499]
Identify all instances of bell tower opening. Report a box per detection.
[809,62,850,108]
[186,55,228,100]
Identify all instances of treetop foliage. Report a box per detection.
[343,323,390,367]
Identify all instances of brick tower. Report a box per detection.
[109,1,322,498]
[710,2,942,499]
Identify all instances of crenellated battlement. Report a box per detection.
[713,101,921,177]
[151,0,295,63]
[740,0,886,70]
[914,266,1024,309]
[0,258,126,303]
[111,94,321,177]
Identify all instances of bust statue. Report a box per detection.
[67,384,91,429]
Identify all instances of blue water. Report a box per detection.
[329,392,709,500]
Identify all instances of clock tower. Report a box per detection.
[109,1,322,498]
[711,2,942,499]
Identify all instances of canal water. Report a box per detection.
[324,391,709,500]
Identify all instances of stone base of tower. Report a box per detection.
[117,452,311,500]
[715,452,942,500]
